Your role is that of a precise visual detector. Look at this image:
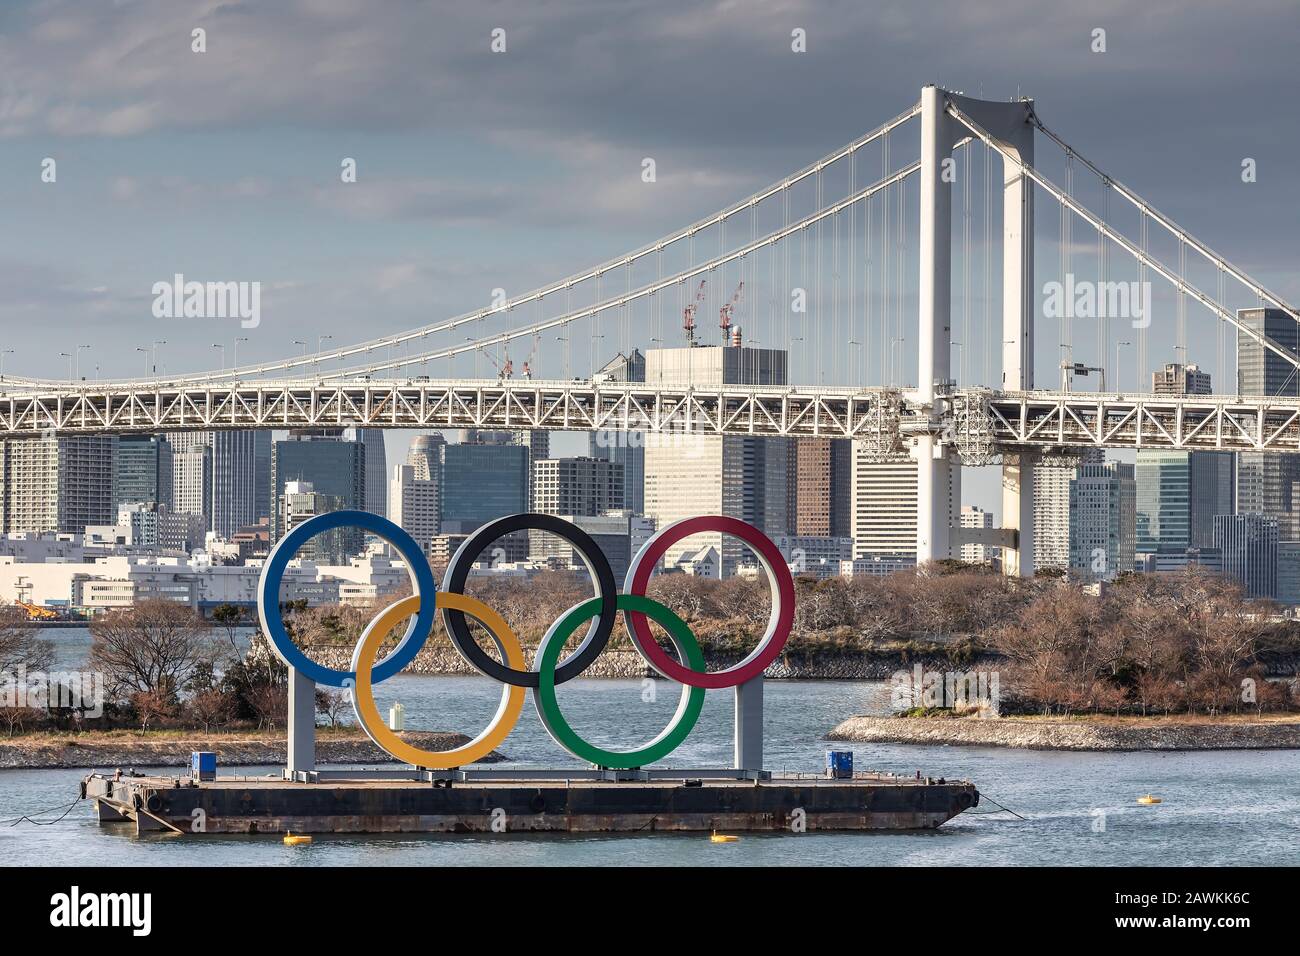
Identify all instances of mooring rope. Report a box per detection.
[2,796,84,827]
[971,791,1027,821]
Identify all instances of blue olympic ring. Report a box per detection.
[256,510,438,687]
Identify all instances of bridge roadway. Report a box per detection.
[2,377,1299,457]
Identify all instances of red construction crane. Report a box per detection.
[683,279,706,345]
[720,281,744,343]
[481,346,513,382]
[521,334,540,379]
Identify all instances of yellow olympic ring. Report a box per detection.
[350,592,526,769]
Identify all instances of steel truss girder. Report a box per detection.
[7,382,1300,456]
[986,391,1300,453]
[0,380,897,440]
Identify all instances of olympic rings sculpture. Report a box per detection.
[257,510,795,770]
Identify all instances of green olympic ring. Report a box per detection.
[532,593,706,769]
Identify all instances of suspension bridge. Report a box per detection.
[3,86,1297,576]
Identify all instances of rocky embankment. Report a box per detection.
[299,642,973,680]
[0,731,506,770]
[826,715,1300,751]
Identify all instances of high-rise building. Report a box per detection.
[527,512,655,581]
[533,457,624,517]
[252,431,273,522]
[209,431,260,540]
[438,440,529,533]
[0,436,116,534]
[642,345,789,575]
[1236,307,1300,542]
[1237,308,1300,397]
[1152,362,1213,396]
[270,431,366,553]
[588,349,646,513]
[388,463,440,554]
[1214,513,1279,599]
[165,430,268,536]
[848,452,958,560]
[171,444,211,526]
[959,505,995,564]
[347,428,388,517]
[1069,461,1136,581]
[281,480,349,564]
[788,438,852,539]
[1034,448,1104,571]
[1136,450,1235,553]
[1138,364,1233,553]
[408,433,447,481]
[113,434,173,511]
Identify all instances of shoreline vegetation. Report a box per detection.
[3,563,1299,761]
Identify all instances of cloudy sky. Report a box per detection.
[0,0,1297,498]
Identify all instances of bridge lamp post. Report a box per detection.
[135,347,149,377]
[316,335,332,379]
[234,336,248,372]
[0,349,13,379]
[152,340,167,378]
[60,352,72,381]
[211,343,225,373]
[75,344,91,380]
[556,335,570,380]
[1115,341,1131,392]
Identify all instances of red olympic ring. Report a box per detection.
[623,515,795,689]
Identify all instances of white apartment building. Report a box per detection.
[849,449,958,561]
[959,505,995,564]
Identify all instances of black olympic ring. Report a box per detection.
[440,513,618,688]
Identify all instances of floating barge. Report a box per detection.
[82,769,979,836]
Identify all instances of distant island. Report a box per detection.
[827,712,1300,751]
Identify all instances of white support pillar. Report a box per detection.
[734,676,763,772]
[916,85,955,565]
[287,667,315,775]
[999,104,1036,577]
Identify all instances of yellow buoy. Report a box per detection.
[710,831,740,843]
[283,831,313,845]
[1137,794,1162,805]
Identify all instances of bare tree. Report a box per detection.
[247,682,288,729]
[187,688,234,732]
[315,688,350,727]
[89,600,217,701]
[0,605,54,673]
